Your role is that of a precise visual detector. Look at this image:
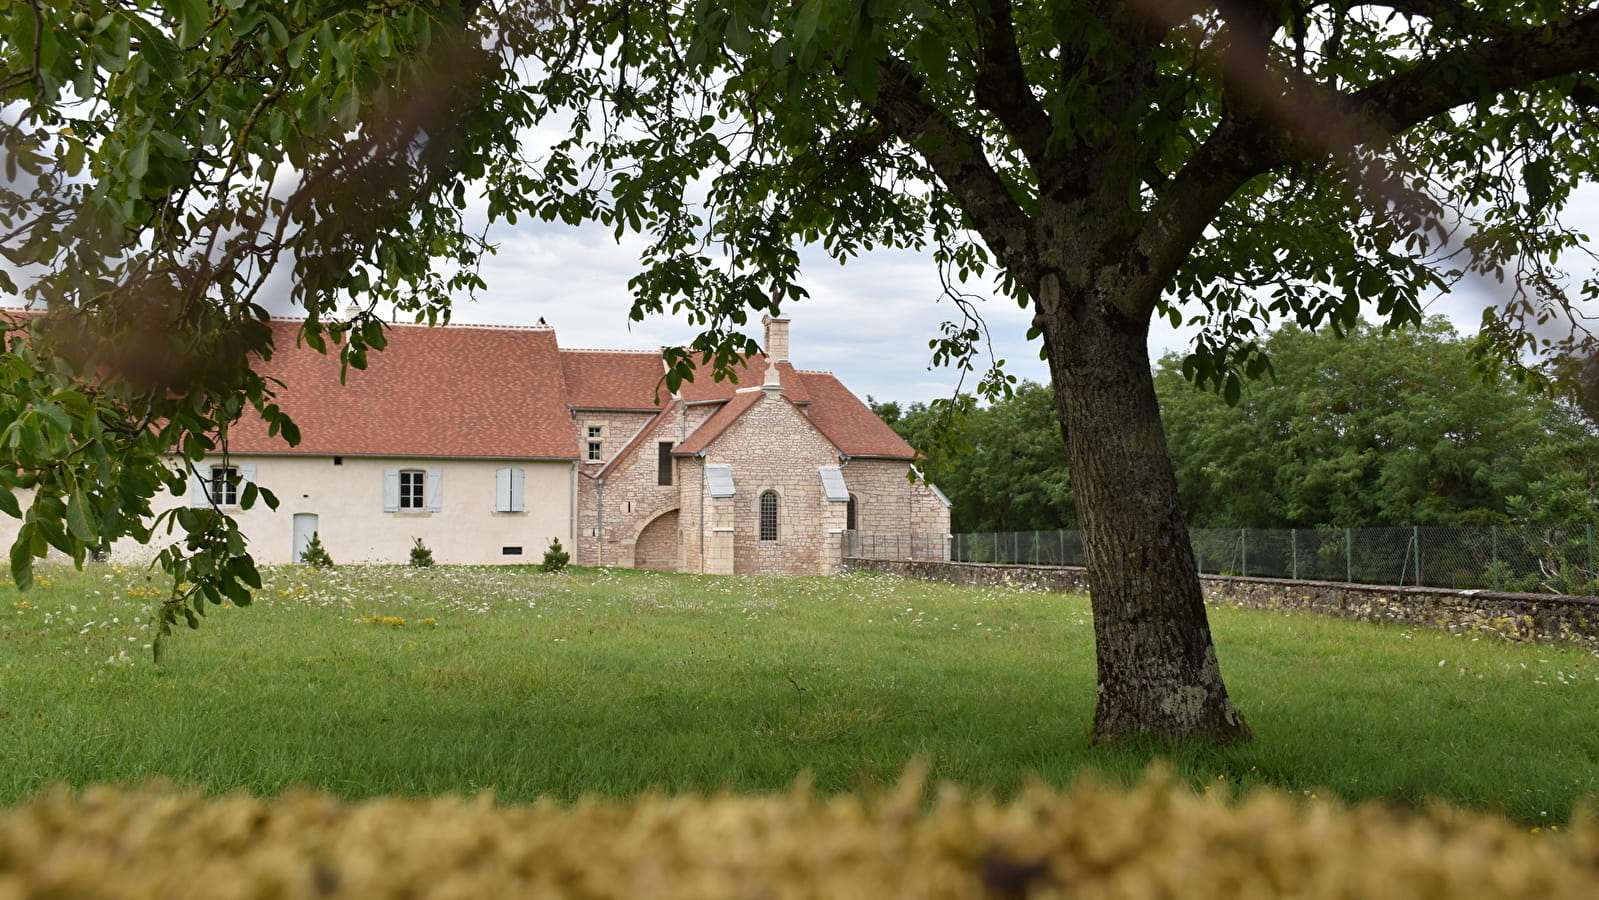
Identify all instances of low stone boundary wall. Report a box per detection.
[843,558,1599,650]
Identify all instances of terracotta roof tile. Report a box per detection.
[228,321,577,459]
[561,350,669,410]
[675,357,811,404]
[793,372,916,459]
[672,390,764,456]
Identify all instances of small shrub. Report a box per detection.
[409,538,435,568]
[540,537,570,573]
[300,532,334,568]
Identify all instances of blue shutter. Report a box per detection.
[427,468,443,512]
[495,468,512,512]
[239,464,257,509]
[383,469,399,512]
[189,467,210,508]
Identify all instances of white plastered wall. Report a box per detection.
[139,455,576,565]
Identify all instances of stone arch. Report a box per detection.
[634,508,681,572]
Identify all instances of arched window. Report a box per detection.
[846,494,858,531]
[759,490,779,541]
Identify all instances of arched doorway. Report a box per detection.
[634,509,681,572]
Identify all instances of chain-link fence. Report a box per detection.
[846,526,1599,596]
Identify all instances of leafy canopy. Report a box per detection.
[0,0,541,635]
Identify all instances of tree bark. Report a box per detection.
[1041,279,1249,744]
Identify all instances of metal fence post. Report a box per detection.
[1413,525,1422,586]
[1239,528,1247,577]
[1491,525,1500,591]
[1589,524,1595,593]
[1346,528,1353,583]
[1291,528,1298,581]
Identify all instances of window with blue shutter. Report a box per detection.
[496,467,524,512]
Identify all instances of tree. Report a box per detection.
[7,2,1599,742]
[1155,318,1599,528]
[879,385,1076,532]
[0,2,541,636]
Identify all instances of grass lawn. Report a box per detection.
[2,563,1596,822]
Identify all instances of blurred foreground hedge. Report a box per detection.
[3,770,1597,898]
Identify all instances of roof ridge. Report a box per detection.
[560,347,663,355]
[263,316,556,332]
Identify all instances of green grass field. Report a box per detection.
[3,563,1597,822]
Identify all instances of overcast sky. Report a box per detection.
[414,192,1598,406]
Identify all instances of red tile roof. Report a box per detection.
[219,319,907,463]
[675,357,811,404]
[228,321,578,459]
[793,372,917,458]
[561,350,669,410]
[672,389,765,456]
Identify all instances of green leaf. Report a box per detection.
[793,1,822,50]
[127,16,183,80]
[127,135,150,181]
[177,0,209,46]
[9,524,33,591]
[65,493,95,542]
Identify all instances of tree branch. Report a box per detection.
[870,57,1035,289]
[1355,8,1599,135]
[971,0,1055,173]
[1121,4,1599,322]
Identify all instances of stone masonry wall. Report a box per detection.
[633,508,680,571]
[572,411,660,567]
[838,460,951,560]
[842,558,1599,650]
[707,391,845,575]
[592,416,683,570]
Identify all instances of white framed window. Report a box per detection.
[759,490,779,541]
[384,468,442,513]
[190,463,255,508]
[495,467,525,512]
[399,470,425,510]
[586,425,603,461]
[210,466,238,507]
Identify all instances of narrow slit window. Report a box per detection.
[658,442,674,485]
[759,490,778,541]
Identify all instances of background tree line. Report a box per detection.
[877,319,1599,534]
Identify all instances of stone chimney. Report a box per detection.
[762,355,783,396]
[762,315,790,363]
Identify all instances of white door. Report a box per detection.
[292,514,318,563]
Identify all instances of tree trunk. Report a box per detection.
[1042,293,1249,744]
